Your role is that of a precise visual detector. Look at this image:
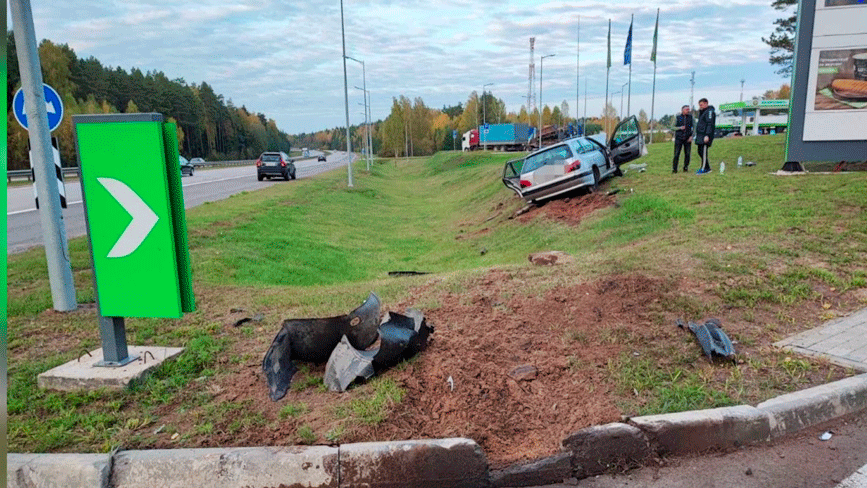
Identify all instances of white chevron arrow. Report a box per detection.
[97,177,159,258]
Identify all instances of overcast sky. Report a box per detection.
[10,0,792,134]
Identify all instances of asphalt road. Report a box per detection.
[536,412,867,488]
[6,151,353,254]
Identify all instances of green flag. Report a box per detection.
[651,9,659,63]
[607,19,612,69]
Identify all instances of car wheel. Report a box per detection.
[613,165,623,177]
[589,166,601,193]
[190,168,194,177]
[284,171,290,181]
[291,171,297,180]
[257,173,264,181]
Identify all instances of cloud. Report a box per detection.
[17,0,791,133]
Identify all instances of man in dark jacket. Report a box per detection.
[694,98,716,174]
[672,105,693,173]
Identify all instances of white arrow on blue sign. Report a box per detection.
[13,83,65,132]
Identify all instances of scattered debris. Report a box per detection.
[233,317,252,327]
[387,271,429,277]
[262,293,382,401]
[230,308,245,313]
[447,375,454,391]
[323,309,434,392]
[820,431,833,441]
[528,251,574,266]
[606,189,621,196]
[508,364,538,381]
[170,433,179,440]
[480,247,488,255]
[626,163,647,171]
[252,313,265,322]
[745,468,753,476]
[745,161,756,166]
[676,318,736,362]
[153,425,165,435]
[514,204,535,217]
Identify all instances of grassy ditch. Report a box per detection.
[6,135,867,456]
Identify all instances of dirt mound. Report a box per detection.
[518,192,617,225]
[372,270,668,465]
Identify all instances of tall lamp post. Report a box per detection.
[339,0,353,186]
[354,84,370,170]
[620,81,628,120]
[346,55,369,171]
[612,90,622,130]
[539,53,555,149]
[482,82,493,150]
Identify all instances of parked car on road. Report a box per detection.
[179,156,194,177]
[256,151,296,181]
[190,157,206,166]
[318,154,327,162]
[502,116,644,203]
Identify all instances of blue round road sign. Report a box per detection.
[13,83,64,132]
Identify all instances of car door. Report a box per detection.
[608,115,644,164]
[502,158,523,197]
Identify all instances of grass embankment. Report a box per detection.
[7,135,867,452]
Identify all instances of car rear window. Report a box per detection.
[522,145,574,174]
[261,154,281,162]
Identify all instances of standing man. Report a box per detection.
[672,105,693,173]
[694,98,716,174]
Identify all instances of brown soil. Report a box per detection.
[518,192,618,225]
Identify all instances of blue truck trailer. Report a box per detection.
[469,123,532,151]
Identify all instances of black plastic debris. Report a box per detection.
[387,271,430,277]
[324,309,434,392]
[677,318,736,362]
[262,293,381,401]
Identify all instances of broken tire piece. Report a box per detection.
[324,310,434,392]
[262,292,381,401]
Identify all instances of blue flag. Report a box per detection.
[624,20,633,65]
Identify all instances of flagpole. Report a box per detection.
[627,14,633,117]
[576,15,580,132]
[605,19,611,136]
[650,9,659,144]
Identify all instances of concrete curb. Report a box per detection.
[6,438,488,488]
[7,375,867,488]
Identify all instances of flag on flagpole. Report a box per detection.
[624,19,633,65]
[607,20,612,69]
[651,9,659,63]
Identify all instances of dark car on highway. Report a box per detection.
[318,154,327,162]
[256,151,296,181]
[179,155,194,177]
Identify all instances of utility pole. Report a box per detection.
[690,71,696,112]
[339,0,353,186]
[740,79,745,102]
[347,55,369,171]
[10,0,77,311]
[539,53,555,149]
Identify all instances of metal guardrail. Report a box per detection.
[8,160,256,182]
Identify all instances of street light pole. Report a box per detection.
[482,82,493,151]
[339,0,353,186]
[347,56,371,171]
[354,84,370,170]
[539,54,555,150]
[10,0,77,311]
[620,81,628,121]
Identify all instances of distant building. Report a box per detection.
[716,98,789,137]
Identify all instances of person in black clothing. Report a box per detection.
[672,105,693,173]
[694,98,716,174]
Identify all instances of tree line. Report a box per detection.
[6,33,292,170]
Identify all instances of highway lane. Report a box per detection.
[6,151,354,254]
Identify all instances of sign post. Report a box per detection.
[73,113,195,366]
[785,0,867,169]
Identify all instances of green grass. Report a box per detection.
[6,137,866,453]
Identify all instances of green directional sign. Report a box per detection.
[74,113,194,318]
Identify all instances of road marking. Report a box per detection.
[98,177,158,258]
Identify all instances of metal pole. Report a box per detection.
[576,16,580,131]
[539,54,555,149]
[650,61,657,144]
[627,14,633,117]
[621,82,627,120]
[690,71,695,112]
[482,82,493,150]
[583,80,587,135]
[605,19,611,136]
[339,0,353,187]
[10,0,77,312]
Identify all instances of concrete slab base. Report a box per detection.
[37,345,184,391]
